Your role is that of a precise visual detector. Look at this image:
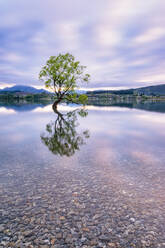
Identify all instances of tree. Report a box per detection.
[39,53,90,110]
[41,109,90,157]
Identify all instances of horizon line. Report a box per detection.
[0,82,165,91]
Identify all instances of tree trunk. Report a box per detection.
[52,98,62,112]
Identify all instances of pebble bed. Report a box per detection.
[0,160,165,248]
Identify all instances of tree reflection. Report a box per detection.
[41,108,90,157]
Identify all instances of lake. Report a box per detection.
[0,102,165,247]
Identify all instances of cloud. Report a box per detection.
[1,52,25,63]
[0,82,15,89]
[0,0,165,89]
[134,27,165,43]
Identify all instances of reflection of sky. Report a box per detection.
[0,107,16,114]
[0,105,165,161]
[1,1,165,89]
[0,105,165,203]
[80,108,165,204]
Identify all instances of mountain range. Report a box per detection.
[0,85,49,94]
[87,84,165,96]
[0,85,84,95]
[0,84,165,96]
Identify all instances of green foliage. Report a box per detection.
[39,53,90,107]
[78,94,88,105]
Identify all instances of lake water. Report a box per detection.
[0,102,165,247]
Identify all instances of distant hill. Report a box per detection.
[1,84,165,96]
[133,84,165,96]
[0,85,50,94]
[87,84,165,96]
[0,85,85,95]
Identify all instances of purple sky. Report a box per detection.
[0,0,165,90]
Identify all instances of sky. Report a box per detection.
[0,0,165,90]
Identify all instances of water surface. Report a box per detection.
[0,103,165,247]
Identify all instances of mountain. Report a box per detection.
[75,89,87,94]
[133,84,165,96]
[87,84,165,96]
[1,84,165,96]
[0,85,85,95]
[0,85,50,94]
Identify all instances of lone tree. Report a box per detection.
[39,53,90,110]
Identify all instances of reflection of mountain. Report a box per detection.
[1,100,165,114]
[114,102,165,113]
[41,109,90,157]
[0,101,52,112]
[88,101,165,113]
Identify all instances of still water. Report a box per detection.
[0,102,165,247]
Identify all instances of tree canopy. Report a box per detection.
[39,53,90,109]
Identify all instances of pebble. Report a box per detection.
[0,225,4,233]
